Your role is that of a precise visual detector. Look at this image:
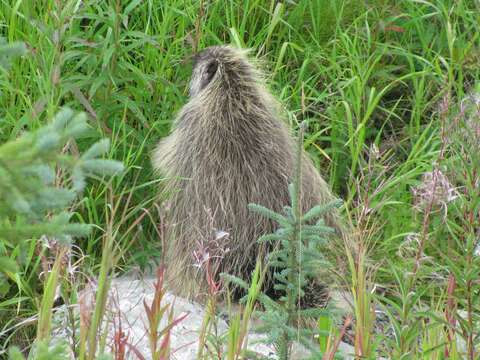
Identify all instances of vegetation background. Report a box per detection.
[0,0,478,359]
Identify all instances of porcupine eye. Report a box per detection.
[202,59,218,88]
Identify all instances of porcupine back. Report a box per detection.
[153,46,341,300]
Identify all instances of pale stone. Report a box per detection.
[52,276,357,359]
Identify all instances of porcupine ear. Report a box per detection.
[202,59,218,89]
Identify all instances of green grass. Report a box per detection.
[0,0,479,358]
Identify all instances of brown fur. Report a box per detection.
[153,46,343,300]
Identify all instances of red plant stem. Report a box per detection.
[444,274,457,357]
[322,316,352,360]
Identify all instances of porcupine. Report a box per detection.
[152,45,344,302]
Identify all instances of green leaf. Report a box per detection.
[62,223,92,238]
[81,139,110,160]
[0,256,18,273]
[34,132,61,153]
[51,107,74,132]
[0,278,10,298]
[22,165,55,184]
[124,0,142,15]
[248,203,290,227]
[8,346,24,360]
[96,354,113,360]
[81,159,124,176]
[302,199,343,223]
[72,167,86,193]
[0,41,27,70]
[29,340,72,360]
[257,233,288,243]
[318,314,332,353]
[31,187,76,212]
[220,273,250,290]
[9,190,31,215]
[63,112,89,138]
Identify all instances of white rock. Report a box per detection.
[52,276,357,359]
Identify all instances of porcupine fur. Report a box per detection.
[152,45,344,302]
